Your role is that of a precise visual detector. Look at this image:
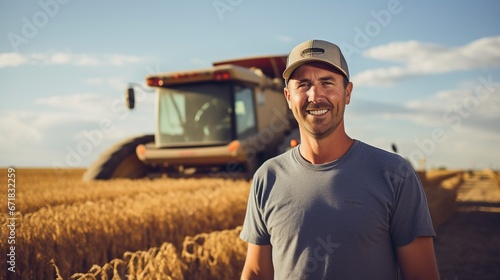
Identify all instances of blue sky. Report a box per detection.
[1,0,499,170]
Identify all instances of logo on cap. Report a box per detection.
[301,48,325,58]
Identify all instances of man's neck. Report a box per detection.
[298,129,354,164]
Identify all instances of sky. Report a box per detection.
[1,0,499,171]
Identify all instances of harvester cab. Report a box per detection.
[83,55,298,180]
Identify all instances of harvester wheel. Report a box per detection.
[82,134,154,181]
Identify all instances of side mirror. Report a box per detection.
[126,87,135,109]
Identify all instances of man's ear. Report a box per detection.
[283,86,292,109]
[345,82,353,105]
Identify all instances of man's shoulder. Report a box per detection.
[355,140,413,169]
[357,140,404,160]
[260,148,295,171]
[252,148,296,181]
[354,140,420,186]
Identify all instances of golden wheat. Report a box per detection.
[65,226,246,280]
[8,168,240,214]
[0,168,250,280]
[181,226,246,280]
[65,242,185,280]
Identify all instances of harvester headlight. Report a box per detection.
[228,140,240,153]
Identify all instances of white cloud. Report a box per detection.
[404,77,500,132]
[349,80,500,169]
[0,103,156,167]
[351,66,408,87]
[35,93,114,116]
[0,53,29,67]
[0,111,43,143]
[47,52,72,65]
[350,74,500,137]
[0,52,147,68]
[353,36,500,87]
[33,91,155,124]
[73,54,101,66]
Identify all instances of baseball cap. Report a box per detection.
[283,39,349,83]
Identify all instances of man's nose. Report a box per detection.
[307,85,324,103]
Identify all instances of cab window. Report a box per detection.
[234,86,257,138]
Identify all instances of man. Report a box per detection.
[240,39,439,279]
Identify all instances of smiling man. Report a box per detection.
[240,39,440,279]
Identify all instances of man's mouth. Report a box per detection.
[307,109,329,116]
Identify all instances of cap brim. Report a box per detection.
[283,58,348,81]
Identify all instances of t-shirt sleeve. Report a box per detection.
[389,162,436,247]
[240,176,271,245]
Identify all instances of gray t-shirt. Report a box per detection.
[240,140,435,280]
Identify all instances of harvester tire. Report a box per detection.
[82,134,154,181]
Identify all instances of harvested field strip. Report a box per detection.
[425,172,464,229]
[418,169,463,189]
[434,171,500,279]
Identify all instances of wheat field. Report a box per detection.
[65,226,247,280]
[0,168,250,279]
[0,168,466,279]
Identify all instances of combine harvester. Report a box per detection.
[83,56,297,180]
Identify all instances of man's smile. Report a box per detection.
[304,102,332,117]
[307,109,329,116]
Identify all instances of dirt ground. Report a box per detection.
[434,171,500,280]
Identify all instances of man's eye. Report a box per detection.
[298,83,309,88]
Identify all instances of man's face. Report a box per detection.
[284,62,353,140]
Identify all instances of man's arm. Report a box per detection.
[241,243,274,280]
[396,236,440,280]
